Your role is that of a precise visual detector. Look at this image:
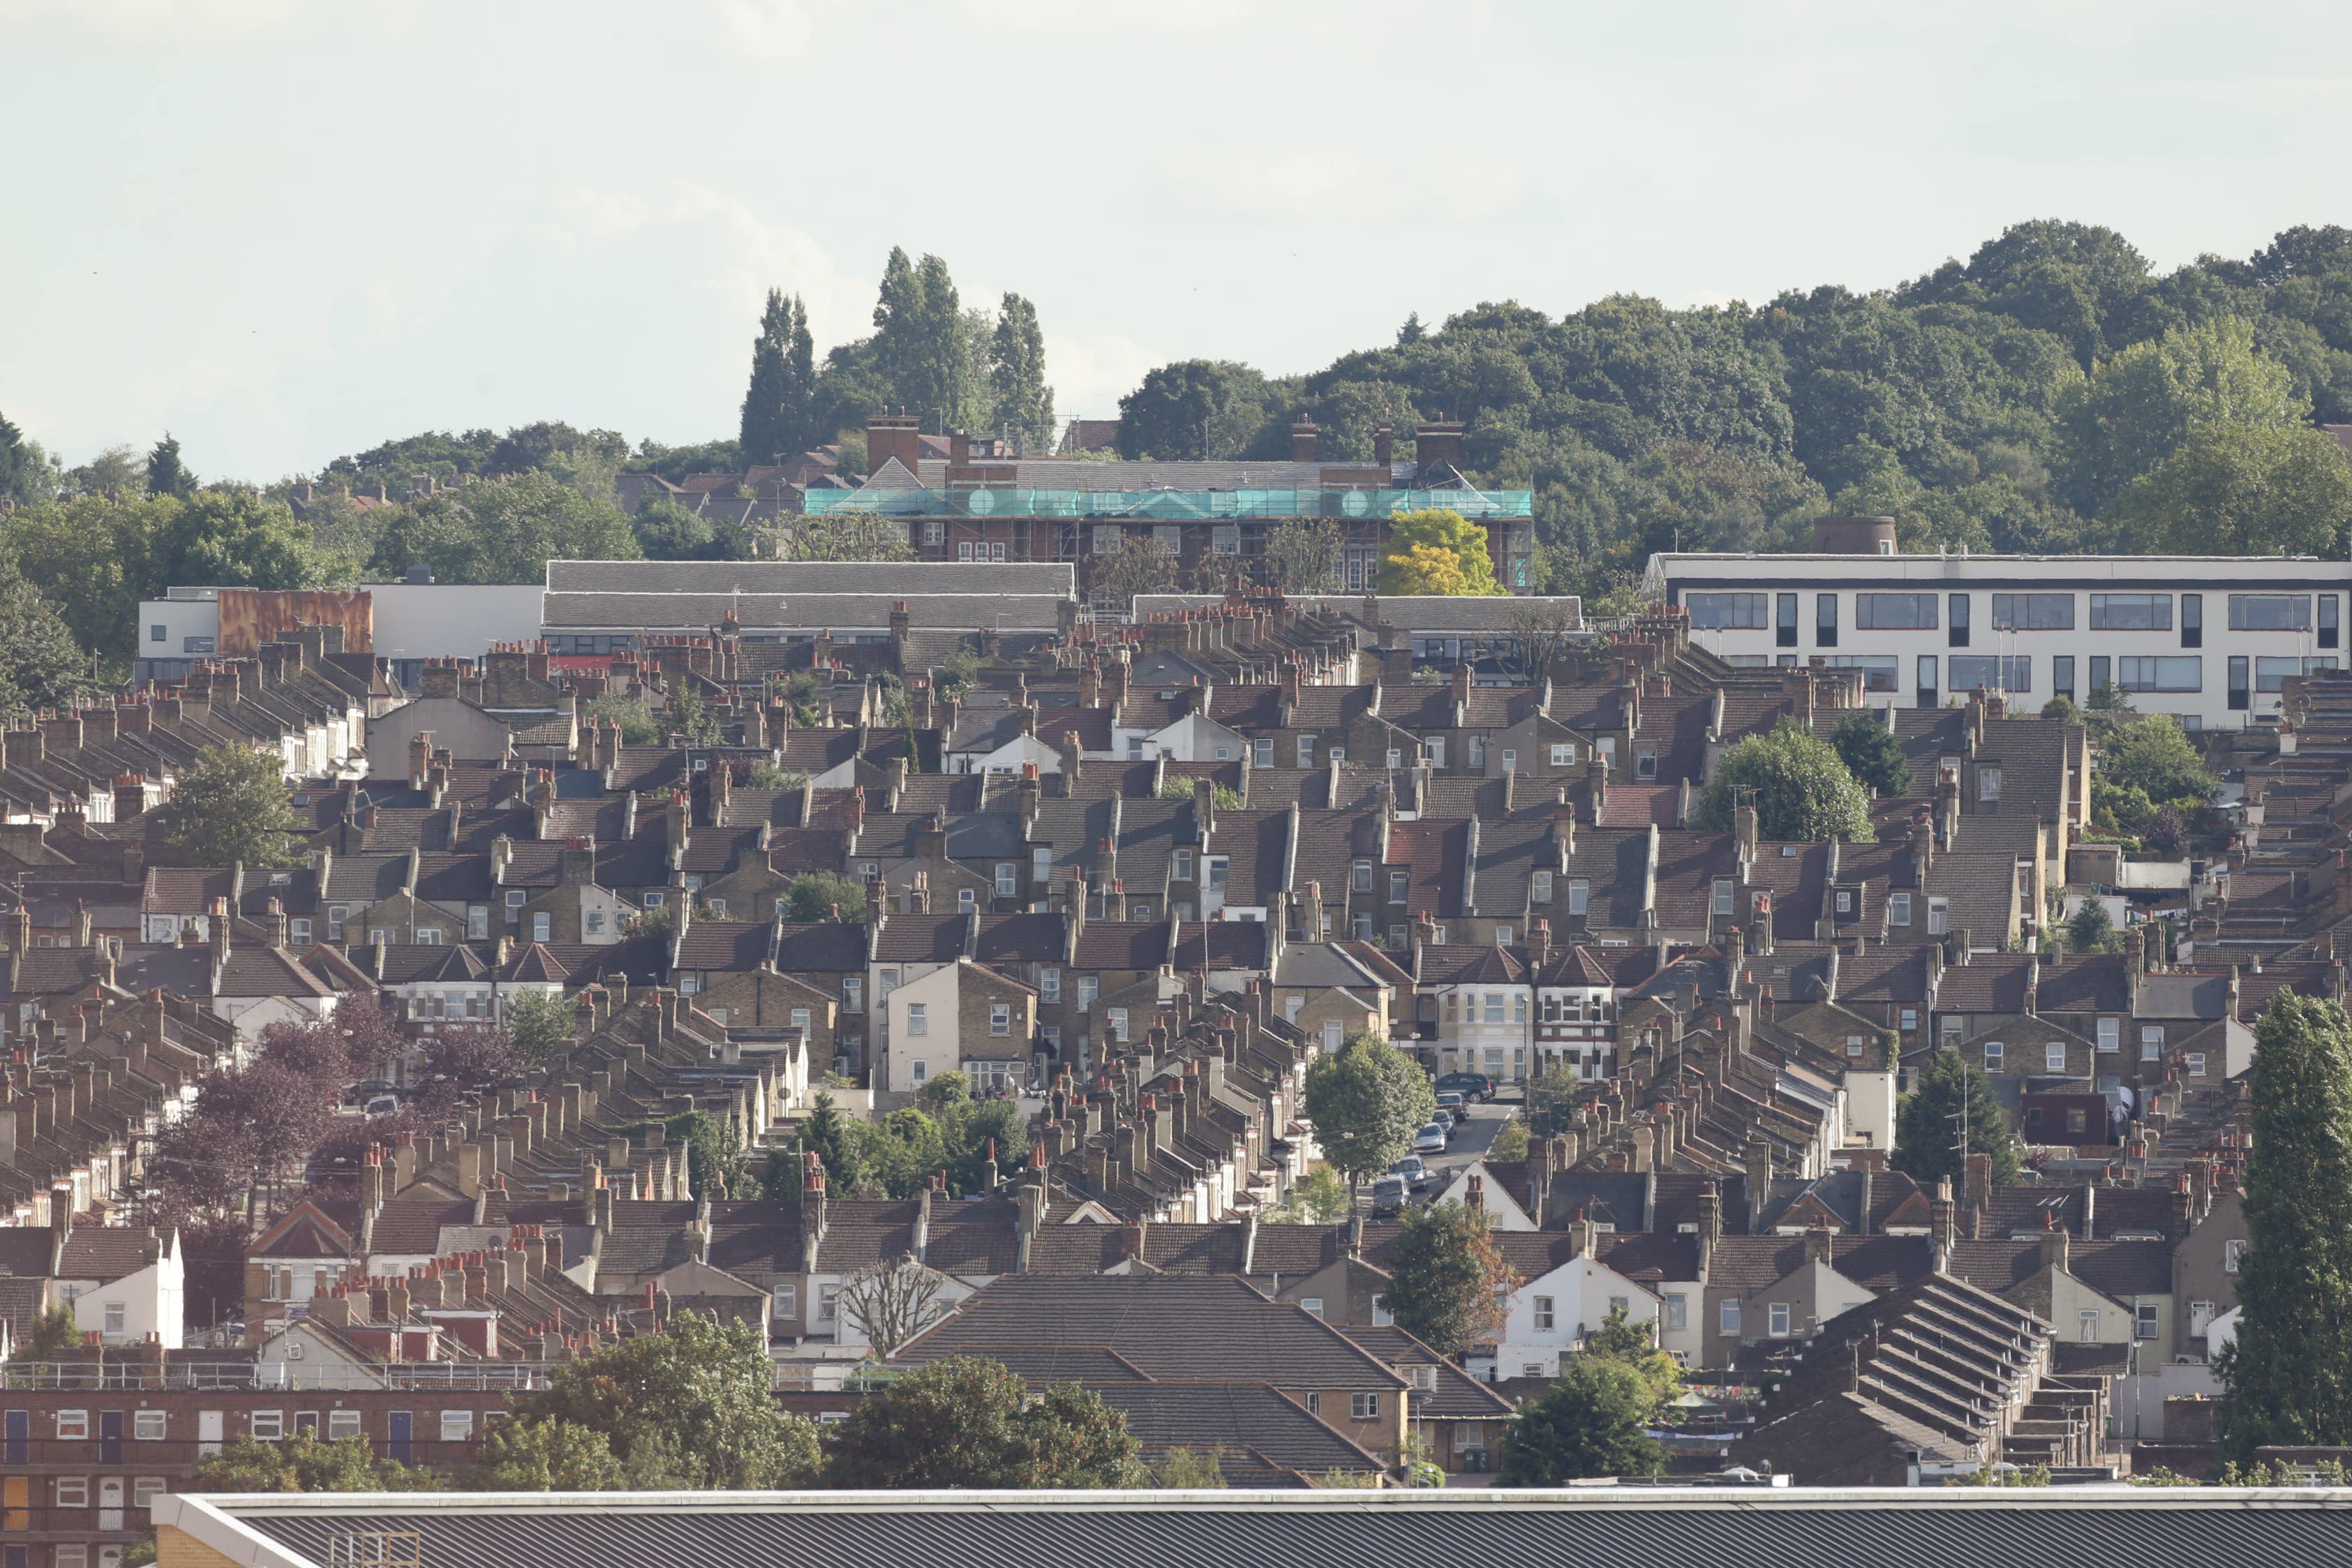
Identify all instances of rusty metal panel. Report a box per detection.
[216,588,375,655]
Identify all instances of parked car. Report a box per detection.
[1370,1174,1408,1216]
[1435,1091,1468,1124]
[1435,1071,1495,1102]
[1390,1155,1431,1190]
[1413,1121,1450,1155]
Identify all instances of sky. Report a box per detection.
[3,0,2351,480]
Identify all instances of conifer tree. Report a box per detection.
[2217,992,2352,1461]
[990,292,1055,454]
[146,433,195,498]
[740,289,815,463]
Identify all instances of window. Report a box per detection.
[1712,879,1734,917]
[990,1001,1011,1036]
[1296,737,1314,768]
[2097,1017,2120,1052]
[1388,869,1408,904]
[1427,736,1445,768]
[1984,1040,2004,1069]
[1776,591,1799,648]
[1173,849,1193,881]
[1351,860,1374,894]
[1568,880,1590,916]
[1687,592,1769,629]
[532,912,551,942]
[440,1410,474,1442]
[843,978,862,1013]
[910,1059,928,1085]
[151,623,165,642]
[250,1410,283,1441]
[1916,653,1939,707]
[1108,1008,1129,1042]
[1502,749,1519,773]
[1901,1007,1919,1032]
[1889,892,1912,926]
[923,519,945,546]
[2136,1302,2161,1340]
[1350,1392,1382,1421]
[1823,655,1899,692]
[2228,655,2250,710]
[1815,592,1838,648]
[1211,525,1240,555]
[2258,655,2339,692]
[134,1410,165,1441]
[56,1478,88,1508]
[2325,595,2342,650]
[1467,736,1485,768]
[959,887,977,913]
[2186,1052,2208,1076]
[2183,591,2203,648]
[2118,656,2202,692]
[2225,1239,2249,1274]
[790,1007,811,1033]
[1663,1294,1688,1331]
[905,1002,928,1037]
[1854,593,1937,630]
[134,1474,167,1506]
[1039,968,1061,1003]
[2053,655,2076,702]
[705,898,726,918]
[1533,870,1553,904]
[1254,738,1273,768]
[2230,594,2311,631]
[1947,655,2030,693]
[1550,742,1574,766]
[1835,888,1854,915]
[1927,896,1949,936]
[1303,1392,1321,1416]
[1769,1302,1791,1337]
[2045,1043,2067,1074]
[995,863,1017,897]
[1296,1296,1325,1318]
[2090,593,2172,630]
[2140,1026,2163,1061]
[1720,1299,1741,1334]
[57,1410,89,1439]
[1076,976,1097,1010]
[1978,768,2002,804]
[1533,1295,1556,1331]
[2079,1310,2101,1342]
[505,888,526,915]
[415,927,443,946]
[1991,593,2074,630]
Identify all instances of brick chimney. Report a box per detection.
[1289,418,1319,463]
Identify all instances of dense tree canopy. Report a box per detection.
[1893,1047,2020,1186]
[2217,993,2352,1461]
[822,1355,1141,1488]
[1303,1029,1437,1191]
[1690,719,1875,842]
[1380,1199,1516,1355]
[158,742,302,866]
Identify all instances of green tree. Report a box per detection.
[796,1091,872,1196]
[465,1417,628,1490]
[156,488,312,590]
[158,743,302,867]
[0,565,94,719]
[2216,993,2352,1462]
[782,870,870,923]
[1,493,179,657]
[1269,1165,1352,1224]
[1690,719,1875,842]
[510,1310,821,1487]
[6,1304,83,1364]
[1262,518,1344,593]
[585,689,661,743]
[2099,712,2217,806]
[1151,1447,1230,1487]
[1581,1303,1682,1403]
[1829,711,1914,798]
[1092,535,1179,605]
[664,1109,749,1200]
[0,408,61,505]
[145,433,197,498]
[2057,318,2307,516]
[989,292,1055,454]
[1379,1199,1517,1356]
[632,498,752,562]
[741,288,817,463]
[1378,508,1502,596]
[1496,1357,1665,1484]
[915,1070,971,1114]
[1893,1047,2020,1187]
[193,1433,439,1492]
[371,470,637,584]
[1117,359,1277,460]
[2117,421,2352,555]
[784,512,917,562]
[824,1356,1142,1488]
[2067,899,2122,955]
[1302,1030,1436,1195]
[503,990,574,1062]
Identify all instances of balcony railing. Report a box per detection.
[0,1361,552,1392]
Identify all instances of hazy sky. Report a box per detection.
[4,0,2349,479]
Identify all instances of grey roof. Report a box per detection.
[1271,941,1384,990]
[1134,594,1582,633]
[186,1490,2352,1568]
[544,559,1074,596]
[542,591,1069,632]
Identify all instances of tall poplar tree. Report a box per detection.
[910,252,966,431]
[740,289,815,463]
[872,246,928,417]
[990,292,1055,453]
[2216,992,2352,1461]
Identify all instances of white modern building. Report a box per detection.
[135,582,545,687]
[1648,528,2349,730]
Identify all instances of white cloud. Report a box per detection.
[711,0,851,61]
[0,0,304,41]
[1044,330,1160,425]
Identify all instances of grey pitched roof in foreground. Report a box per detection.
[168,1489,2352,1568]
[544,559,1075,596]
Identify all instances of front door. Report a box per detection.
[198,1410,224,1456]
[101,1409,124,1463]
[387,1410,412,1465]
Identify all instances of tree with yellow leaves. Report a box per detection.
[1378,508,1503,595]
